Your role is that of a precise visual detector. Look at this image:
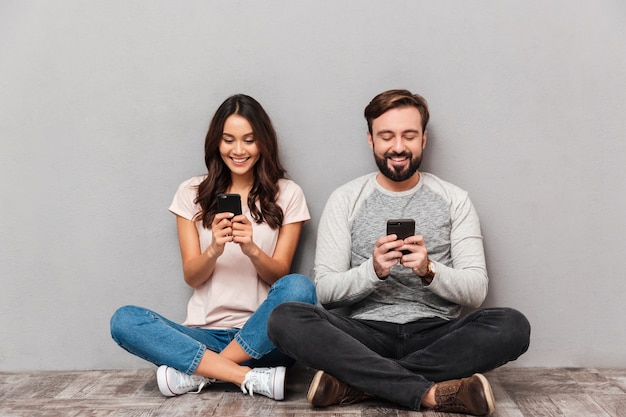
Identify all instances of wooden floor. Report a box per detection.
[1,365,625,416]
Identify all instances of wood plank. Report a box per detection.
[485,372,525,417]
[598,368,626,393]
[550,393,611,417]
[591,393,626,417]
[1,368,625,417]
[513,393,565,416]
[563,369,625,394]
[152,391,222,416]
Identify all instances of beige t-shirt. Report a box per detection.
[169,176,310,329]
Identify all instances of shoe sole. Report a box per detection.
[306,370,324,404]
[273,366,286,400]
[156,366,177,397]
[474,373,496,415]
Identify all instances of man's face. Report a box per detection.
[368,106,427,185]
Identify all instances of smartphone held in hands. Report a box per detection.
[386,219,415,255]
[217,193,242,216]
[387,219,415,240]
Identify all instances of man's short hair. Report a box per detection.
[364,89,430,134]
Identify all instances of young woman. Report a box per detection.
[110,94,317,400]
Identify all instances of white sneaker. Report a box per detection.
[240,366,286,400]
[157,365,214,397]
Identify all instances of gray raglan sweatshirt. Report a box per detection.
[314,172,488,323]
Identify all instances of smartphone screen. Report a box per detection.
[386,219,415,255]
[387,219,415,239]
[217,193,242,216]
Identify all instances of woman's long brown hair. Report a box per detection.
[195,94,286,229]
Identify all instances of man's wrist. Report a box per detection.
[417,259,436,284]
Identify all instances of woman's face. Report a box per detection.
[219,114,261,178]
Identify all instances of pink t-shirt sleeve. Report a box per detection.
[277,179,311,225]
[169,176,204,221]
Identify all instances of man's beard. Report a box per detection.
[374,151,422,182]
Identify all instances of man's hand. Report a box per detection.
[373,234,406,279]
[374,233,430,279]
[400,235,430,277]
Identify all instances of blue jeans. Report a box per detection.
[110,274,317,375]
[267,302,530,411]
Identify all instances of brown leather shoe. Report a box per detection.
[433,373,495,416]
[307,370,371,407]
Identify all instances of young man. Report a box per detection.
[267,89,530,416]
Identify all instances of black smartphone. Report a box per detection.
[217,193,242,216]
[386,219,415,255]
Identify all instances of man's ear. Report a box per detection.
[367,131,374,149]
[422,130,428,150]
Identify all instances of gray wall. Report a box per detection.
[1,1,625,372]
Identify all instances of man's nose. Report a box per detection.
[392,137,405,152]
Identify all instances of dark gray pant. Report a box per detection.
[267,302,530,410]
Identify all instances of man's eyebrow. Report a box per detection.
[376,129,421,135]
[376,129,394,135]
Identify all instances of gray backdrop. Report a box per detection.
[2,1,625,371]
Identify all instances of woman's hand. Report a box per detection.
[177,214,231,289]
[230,214,258,257]
[210,212,238,257]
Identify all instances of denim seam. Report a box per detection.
[234,333,263,359]
[185,342,207,375]
[416,381,436,410]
